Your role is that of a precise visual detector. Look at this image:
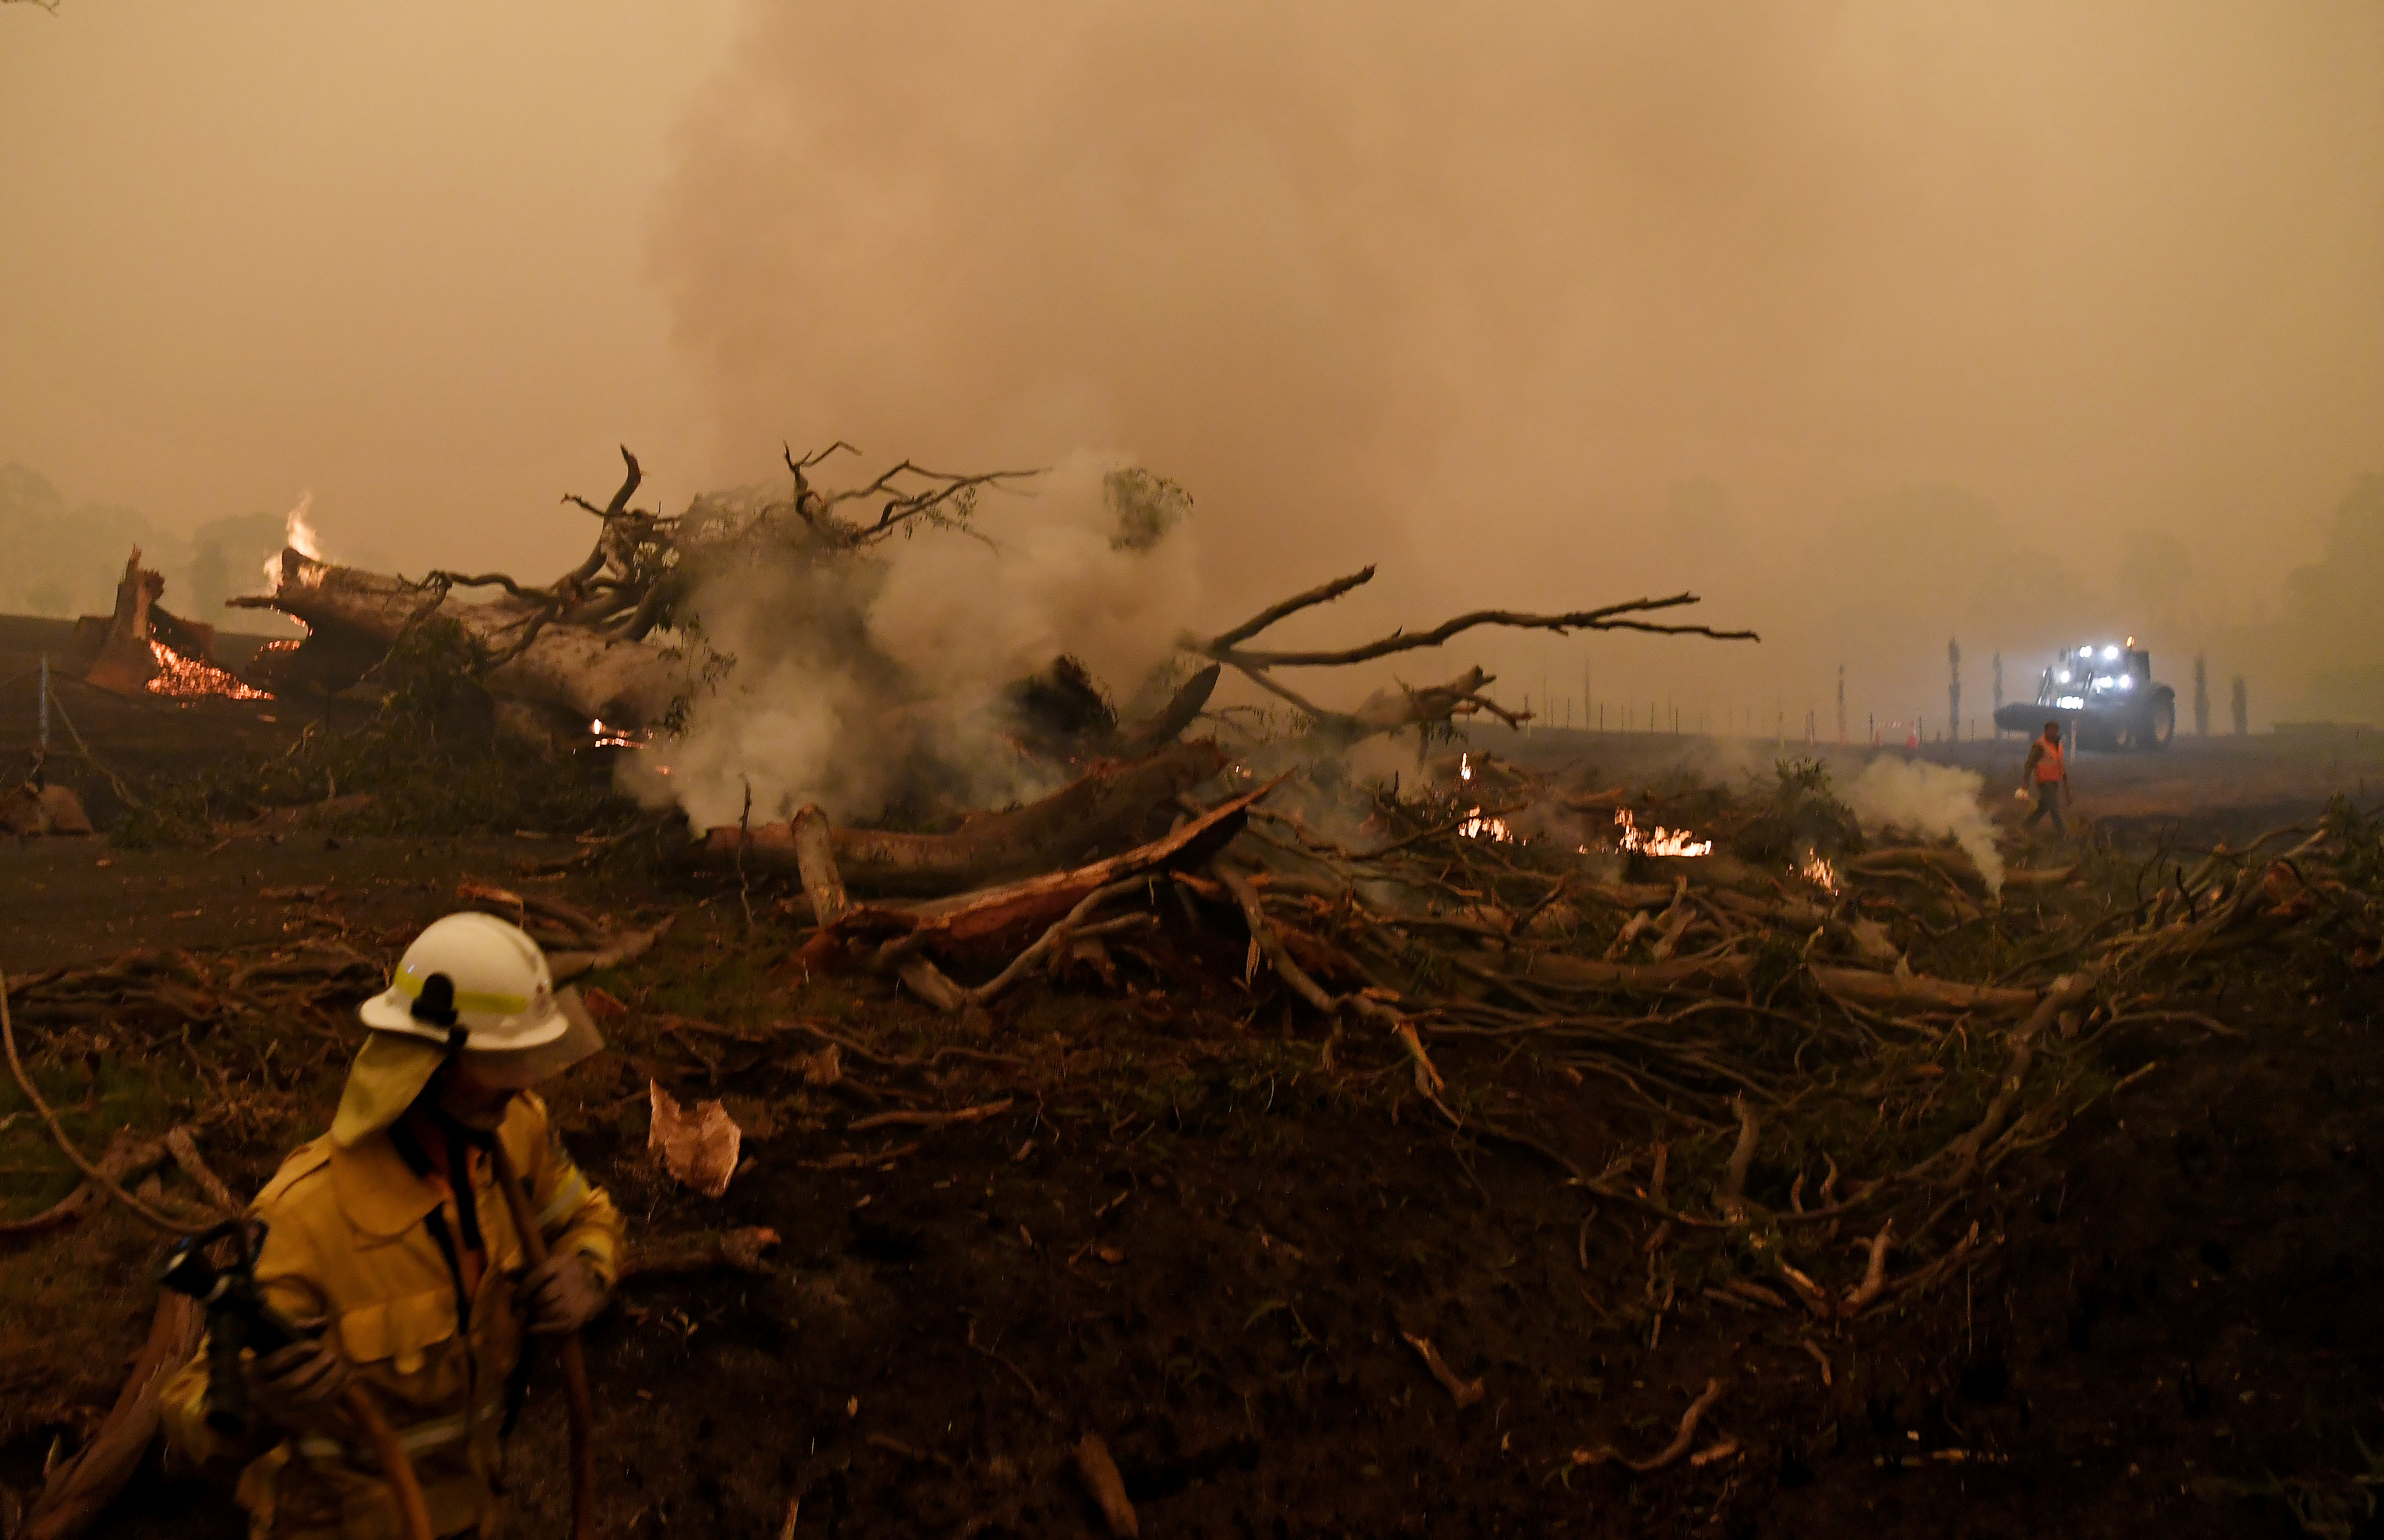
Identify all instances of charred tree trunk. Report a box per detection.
[232,550,691,726]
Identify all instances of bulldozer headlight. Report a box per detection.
[2102,645,2119,661]
[2116,675,2134,690]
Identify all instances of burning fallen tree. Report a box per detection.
[220,443,1755,867]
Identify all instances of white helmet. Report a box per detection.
[361,911,569,1047]
[335,912,603,1146]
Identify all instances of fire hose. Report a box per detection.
[155,1228,435,1540]
[490,1140,598,1540]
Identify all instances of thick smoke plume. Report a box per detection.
[625,453,1203,829]
[652,1,2384,729]
[1844,757,2005,895]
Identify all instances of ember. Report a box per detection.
[1799,850,1840,892]
[146,640,272,701]
[1614,807,1712,857]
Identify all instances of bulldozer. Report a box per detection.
[1993,639,2176,751]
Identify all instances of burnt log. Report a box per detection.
[891,776,1275,947]
[702,741,1229,899]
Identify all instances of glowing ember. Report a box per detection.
[1458,807,1511,841]
[589,718,647,749]
[1799,851,1839,893]
[1459,752,1473,782]
[147,640,272,700]
[1613,807,1712,858]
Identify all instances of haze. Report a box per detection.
[4,2,2379,729]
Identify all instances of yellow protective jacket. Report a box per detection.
[162,1093,622,1540]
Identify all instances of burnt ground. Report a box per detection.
[5,663,2384,1538]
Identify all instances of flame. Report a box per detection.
[1613,807,1712,858]
[147,640,272,700]
[589,718,647,749]
[1459,752,1473,782]
[262,490,325,590]
[1458,807,1511,841]
[1798,850,1839,893]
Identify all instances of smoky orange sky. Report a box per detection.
[4,2,2380,729]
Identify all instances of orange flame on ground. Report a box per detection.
[147,640,273,700]
[1614,807,1712,858]
[1799,851,1839,892]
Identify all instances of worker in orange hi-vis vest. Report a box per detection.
[2018,720,2072,836]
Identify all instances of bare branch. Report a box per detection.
[1206,566,1376,649]
[1202,592,1758,670]
[786,440,860,476]
[422,571,551,604]
[563,446,644,520]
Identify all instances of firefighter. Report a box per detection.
[2019,719,2072,836]
[163,912,623,1539]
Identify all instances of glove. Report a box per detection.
[519,1253,608,1336]
[246,1337,353,1434]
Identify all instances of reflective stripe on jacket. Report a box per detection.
[161,1092,622,1540]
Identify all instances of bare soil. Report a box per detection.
[6,644,2383,1538]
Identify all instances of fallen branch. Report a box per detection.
[1072,1434,1140,1538]
[1809,965,2038,1017]
[2,973,212,1236]
[1839,1221,1894,1315]
[1515,951,1752,994]
[1213,861,1342,1017]
[1720,1096,1759,1220]
[617,1226,782,1283]
[1941,971,2100,1189]
[545,916,675,984]
[22,1291,205,1540]
[1571,1378,1724,1473]
[963,881,1145,1006]
[846,1098,1015,1135]
[0,1132,166,1240]
[163,1127,239,1217]
[1399,1332,1485,1408]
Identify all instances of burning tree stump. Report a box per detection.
[70,549,248,699]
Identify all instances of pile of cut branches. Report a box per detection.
[745,750,2382,1344]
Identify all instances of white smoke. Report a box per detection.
[624,451,1206,830]
[1844,756,2006,894]
[867,451,1202,698]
